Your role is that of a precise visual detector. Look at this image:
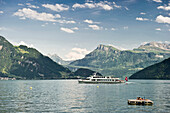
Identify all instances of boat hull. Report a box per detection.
[128,99,153,105]
[78,80,125,84]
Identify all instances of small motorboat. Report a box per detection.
[128,97,153,105]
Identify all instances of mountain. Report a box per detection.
[74,68,102,78]
[48,54,73,65]
[129,57,170,79]
[70,43,170,78]
[134,42,170,53]
[0,36,73,79]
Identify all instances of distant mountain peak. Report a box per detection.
[141,42,170,50]
[96,44,120,51]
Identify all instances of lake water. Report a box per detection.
[0,80,170,113]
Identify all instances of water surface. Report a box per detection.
[0,80,170,112]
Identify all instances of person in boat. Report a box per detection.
[137,97,143,100]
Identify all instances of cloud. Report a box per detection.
[157,5,170,11]
[96,2,113,10]
[136,17,149,21]
[13,8,61,22]
[72,1,121,11]
[84,19,93,24]
[55,14,61,18]
[155,28,161,31]
[18,3,24,6]
[123,26,128,30]
[153,0,162,3]
[156,15,170,24]
[60,27,75,33]
[71,27,79,30]
[56,20,76,24]
[26,3,39,9]
[140,12,146,15]
[125,7,129,10]
[72,3,86,9]
[83,19,100,24]
[113,2,121,8]
[0,11,3,14]
[88,25,101,30]
[111,28,116,31]
[0,27,7,31]
[42,4,69,12]
[65,48,90,60]
[12,41,34,48]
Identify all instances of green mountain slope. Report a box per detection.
[70,43,170,78]
[129,58,170,79]
[74,68,102,78]
[0,36,72,79]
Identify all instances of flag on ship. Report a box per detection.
[125,77,128,81]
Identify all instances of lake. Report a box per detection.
[0,80,170,113]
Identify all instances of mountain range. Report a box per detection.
[0,36,73,79]
[48,54,72,65]
[1,35,170,79]
[129,57,170,79]
[69,42,170,78]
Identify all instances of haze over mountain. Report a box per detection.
[0,36,73,79]
[48,54,73,65]
[129,57,170,79]
[69,42,170,78]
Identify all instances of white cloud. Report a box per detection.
[136,17,149,21]
[111,28,116,31]
[157,5,170,11]
[18,3,24,6]
[72,1,116,11]
[83,19,100,24]
[140,12,146,15]
[72,3,86,9]
[65,48,90,61]
[26,3,39,9]
[42,4,69,12]
[84,3,96,9]
[0,27,7,31]
[13,8,60,22]
[125,7,129,10]
[153,0,162,3]
[88,25,101,30]
[84,19,93,24]
[155,28,161,31]
[41,24,45,27]
[56,20,76,24]
[156,15,170,24]
[123,26,128,30]
[168,29,170,31]
[60,27,75,33]
[113,2,121,8]
[96,2,113,10]
[55,14,61,18]
[12,41,34,48]
[71,27,79,30]
[0,11,3,14]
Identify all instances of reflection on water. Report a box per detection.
[0,80,170,112]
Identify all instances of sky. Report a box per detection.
[0,0,170,60]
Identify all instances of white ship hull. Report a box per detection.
[78,80,125,84]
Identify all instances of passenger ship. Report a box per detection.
[78,73,125,84]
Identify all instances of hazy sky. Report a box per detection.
[0,0,170,60]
